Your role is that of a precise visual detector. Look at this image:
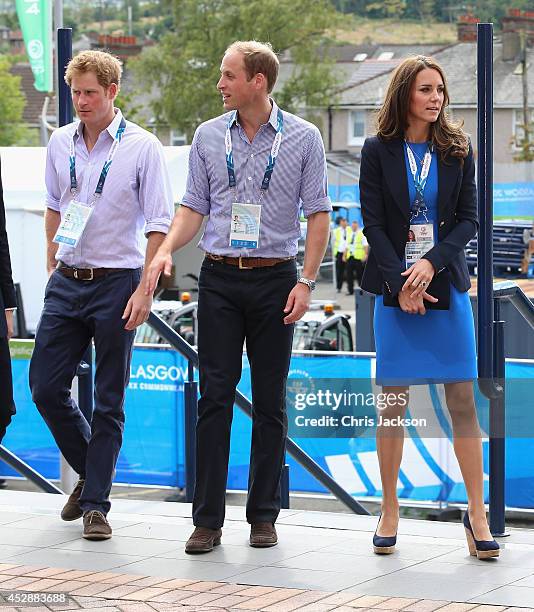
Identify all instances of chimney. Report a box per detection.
[457,14,479,43]
[502,31,521,61]
[502,9,534,48]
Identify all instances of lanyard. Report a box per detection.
[69,117,126,203]
[225,108,283,203]
[405,141,432,222]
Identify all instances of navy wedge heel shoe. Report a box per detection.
[373,513,397,555]
[463,512,500,560]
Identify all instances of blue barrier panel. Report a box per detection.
[493,182,534,219]
[7,343,534,507]
[5,343,186,486]
[329,182,534,221]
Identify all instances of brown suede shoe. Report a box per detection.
[61,478,85,521]
[185,527,222,554]
[82,510,112,540]
[250,522,278,547]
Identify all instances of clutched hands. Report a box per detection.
[398,258,438,315]
[401,258,435,298]
[398,287,437,315]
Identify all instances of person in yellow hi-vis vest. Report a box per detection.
[345,220,368,295]
[333,217,352,292]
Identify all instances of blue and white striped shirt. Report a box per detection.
[182,99,332,258]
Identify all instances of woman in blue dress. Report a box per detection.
[359,56,500,560]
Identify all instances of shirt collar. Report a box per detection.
[74,108,124,139]
[230,98,279,131]
[106,108,124,137]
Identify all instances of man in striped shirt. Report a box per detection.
[146,40,332,553]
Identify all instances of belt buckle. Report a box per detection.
[238,256,253,270]
[74,268,94,281]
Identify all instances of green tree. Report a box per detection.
[115,86,147,129]
[366,0,406,18]
[134,0,342,140]
[0,57,30,146]
[413,0,435,21]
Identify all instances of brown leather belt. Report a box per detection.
[205,253,295,269]
[57,263,131,281]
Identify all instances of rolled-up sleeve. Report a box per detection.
[299,127,332,218]
[138,138,174,235]
[45,135,61,211]
[182,128,210,216]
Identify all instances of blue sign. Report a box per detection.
[6,345,534,509]
[330,181,534,220]
[493,182,534,219]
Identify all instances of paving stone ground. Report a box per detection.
[0,565,527,612]
[0,492,532,610]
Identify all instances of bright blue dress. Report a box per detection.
[374,142,477,385]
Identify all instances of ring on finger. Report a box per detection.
[421,281,427,288]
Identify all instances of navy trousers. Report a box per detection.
[0,335,15,442]
[29,268,140,514]
[193,258,297,530]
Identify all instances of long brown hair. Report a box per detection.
[375,55,469,160]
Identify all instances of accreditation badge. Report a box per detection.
[229,202,261,249]
[405,223,434,268]
[53,200,93,248]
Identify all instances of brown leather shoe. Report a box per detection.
[185,527,222,554]
[250,522,278,547]
[82,510,112,540]
[61,478,85,521]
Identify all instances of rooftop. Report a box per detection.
[337,41,534,108]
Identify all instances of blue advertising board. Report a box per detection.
[329,181,533,221]
[6,342,534,508]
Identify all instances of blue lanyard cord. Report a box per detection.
[405,142,432,193]
[405,142,432,221]
[69,117,127,199]
[225,109,284,198]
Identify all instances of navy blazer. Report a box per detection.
[359,135,478,298]
[0,160,16,338]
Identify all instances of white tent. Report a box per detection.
[1,145,191,332]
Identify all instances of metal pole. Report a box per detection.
[56,27,77,492]
[489,302,507,536]
[280,463,290,509]
[184,361,197,503]
[477,21,508,539]
[477,23,494,386]
[0,447,63,494]
[54,0,64,126]
[57,28,73,128]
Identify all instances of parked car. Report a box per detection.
[135,300,197,346]
[136,300,353,352]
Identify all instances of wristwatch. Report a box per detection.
[297,277,316,291]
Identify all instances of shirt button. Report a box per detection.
[248,176,252,181]
[250,154,254,158]
[439,221,445,227]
